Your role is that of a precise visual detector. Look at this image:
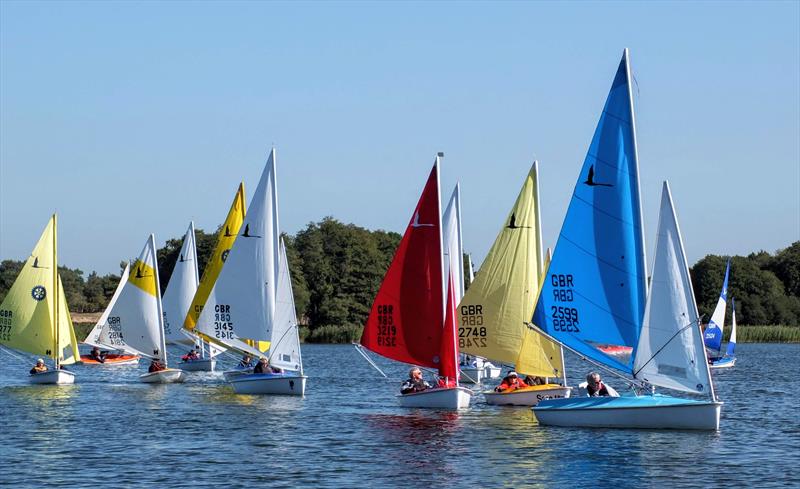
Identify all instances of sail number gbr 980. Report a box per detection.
[214,304,235,339]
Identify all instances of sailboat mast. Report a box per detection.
[52,213,59,370]
[151,234,169,367]
[623,48,649,302]
[532,161,544,275]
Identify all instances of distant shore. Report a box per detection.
[70,316,799,344]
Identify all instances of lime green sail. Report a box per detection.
[458,162,564,378]
[0,215,80,366]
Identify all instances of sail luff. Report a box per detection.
[624,48,649,304]
[726,298,737,357]
[455,183,465,299]
[533,162,544,277]
[52,214,59,368]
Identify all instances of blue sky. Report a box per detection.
[1,1,798,275]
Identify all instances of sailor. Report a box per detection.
[181,349,200,362]
[253,357,282,374]
[89,346,106,363]
[238,355,253,368]
[586,372,610,397]
[401,367,431,394]
[148,359,166,373]
[30,358,48,375]
[495,371,528,392]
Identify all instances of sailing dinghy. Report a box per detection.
[459,162,570,406]
[193,149,306,395]
[705,259,735,368]
[360,156,472,409]
[104,235,186,383]
[531,50,721,429]
[710,297,737,369]
[81,264,141,365]
[0,215,81,384]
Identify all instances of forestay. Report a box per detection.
[633,182,713,396]
[532,50,647,374]
[162,222,200,345]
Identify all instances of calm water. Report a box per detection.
[1,343,798,488]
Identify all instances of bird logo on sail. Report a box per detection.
[583,165,613,187]
[241,224,261,238]
[224,225,233,237]
[411,211,434,228]
[506,213,531,229]
[221,249,230,262]
[31,257,48,269]
[135,266,151,279]
[31,285,46,301]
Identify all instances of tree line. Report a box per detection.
[1,220,798,334]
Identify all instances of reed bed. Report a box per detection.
[736,326,800,343]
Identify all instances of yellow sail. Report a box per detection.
[458,163,563,377]
[0,215,79,364]
[183,183,246,333]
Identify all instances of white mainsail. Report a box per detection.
[442,184,465,300]
[633,182,714,397]
[84,264,139,354]
[162,222,200,346]
[104,235,169,363]
[195,148,301,369]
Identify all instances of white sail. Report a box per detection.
[84,264,139,354]
[442,184,465,301]
[270,239,302,371]
[195,149,283,354]
[104,235,168,363]
[162,222,200,346]
[633,182,713,397]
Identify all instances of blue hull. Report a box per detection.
[533,394,722,430]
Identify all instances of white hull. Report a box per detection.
[178,358,217,372]
[484,385,571,406]
[230,374,306,395]
[534,399,723,430]
[709,357,736,369]
[29,370,76,385]
[459,367,483,384]
[139,368,187,384]
[397,386,473,409]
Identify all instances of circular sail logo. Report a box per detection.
[31,286,46,301]
[221,249,230,262]
[696,383,704,392]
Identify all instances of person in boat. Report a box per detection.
[238,355,253,368]
[89,346,106,363]
[495,371,528,392]
[148,359,166,373]
[181,349,200,362]
[30,358,48,375]
[524,375,547,386]
[401,367,432,394]
[253,357,283,374]
[586,372,611,397]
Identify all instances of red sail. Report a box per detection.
[438,272,459,384]
[360,164,443,369]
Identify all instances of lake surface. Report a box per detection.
[1,343,798,488]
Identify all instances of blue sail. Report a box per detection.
[703,259,730,352]
[532,50,647,374]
